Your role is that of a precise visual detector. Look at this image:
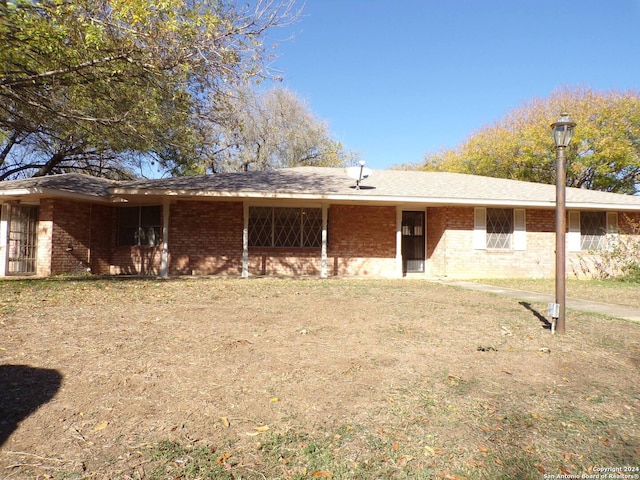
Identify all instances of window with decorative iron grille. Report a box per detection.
[486,208,513,249]
[580,211,606,250]
[249,207,322,248]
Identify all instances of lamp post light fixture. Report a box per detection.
[550,112,576,334]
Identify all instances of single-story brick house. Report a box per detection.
[0,167,639,279]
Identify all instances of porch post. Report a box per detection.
[0,204,8,277]
[320,203,328,278]
[242,203,249,278]
[422,207,428,278]
[160,198,170,277]
[396,206,403,278]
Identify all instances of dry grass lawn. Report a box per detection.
[476,278,640,309]
[0,277,638,479]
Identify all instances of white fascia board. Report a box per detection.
[111,188,542,205]
[323,195,561,209]
[111,188,329,200]
[0,189,32,197]
[565,202,640,211]
[245,199,325,208]
[0,187,114,204]
[108,188,640,211]
[411,197,555,208]
[329,195,640,210]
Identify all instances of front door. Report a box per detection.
[402,211,425,274]
[8,205,39,275]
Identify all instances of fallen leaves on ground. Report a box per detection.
[311,471,332,477]
[93,421,108,432]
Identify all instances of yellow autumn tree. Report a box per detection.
[421,87,640,194]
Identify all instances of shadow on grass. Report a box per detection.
[0,365,63,446]
[519,301,552,330]
[0,274,169,284]
[0,274,333,286]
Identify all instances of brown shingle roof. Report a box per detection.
[1,168,640,210]
[0,173,116,199]
[113,167,640,209]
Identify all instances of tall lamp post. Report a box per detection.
[550,112,576,334]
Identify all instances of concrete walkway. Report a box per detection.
[440,281,640,323]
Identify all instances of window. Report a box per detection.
[581,211,606,250]
[118,206,161,246]
[8,205,38,274]
[486,208,513,249]
[568,211,617,251]
[249,207,322,248]
[474,207,526,251]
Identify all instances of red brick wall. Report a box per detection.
[248,249,323,276]
[41,199,245,277]
[426,207,447,275]
[526,209,555,233]
[47,201,120,276]
[524,209,556,277]
[45,200,164,276]
[328,205,395,257]
[89,205,116,275]
[569,211,640,278]
[49,200,92,274]
[327,205,397,276]
[425,206,559,279]
[246,204,397,276]
[31,198,640,279]
[423,207,632,279]
[168,200,243,275]
[110,246,162,275]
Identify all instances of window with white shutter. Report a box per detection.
[474,208,524,250]
[567,211,617,251]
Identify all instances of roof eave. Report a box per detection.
[0,187,115,204]
[110,188,640,210]
[565,201,640,211]
[2,183,638,211]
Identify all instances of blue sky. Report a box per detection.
[264,0,640,170]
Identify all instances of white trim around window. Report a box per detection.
[473,208,487,250]
[513,208,526,251]
[568,210,618,252]
[568,211,581,252]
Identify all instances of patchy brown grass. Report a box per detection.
[0,277,638,479]
[476,278,640,308]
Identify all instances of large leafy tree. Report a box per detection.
[420,88,640,194]
[181,86,356,174]
[0,0,298,179]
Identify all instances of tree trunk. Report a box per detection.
[0,132,18,167]
[33,152,66,177]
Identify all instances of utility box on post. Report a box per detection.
[547,303,560,334]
